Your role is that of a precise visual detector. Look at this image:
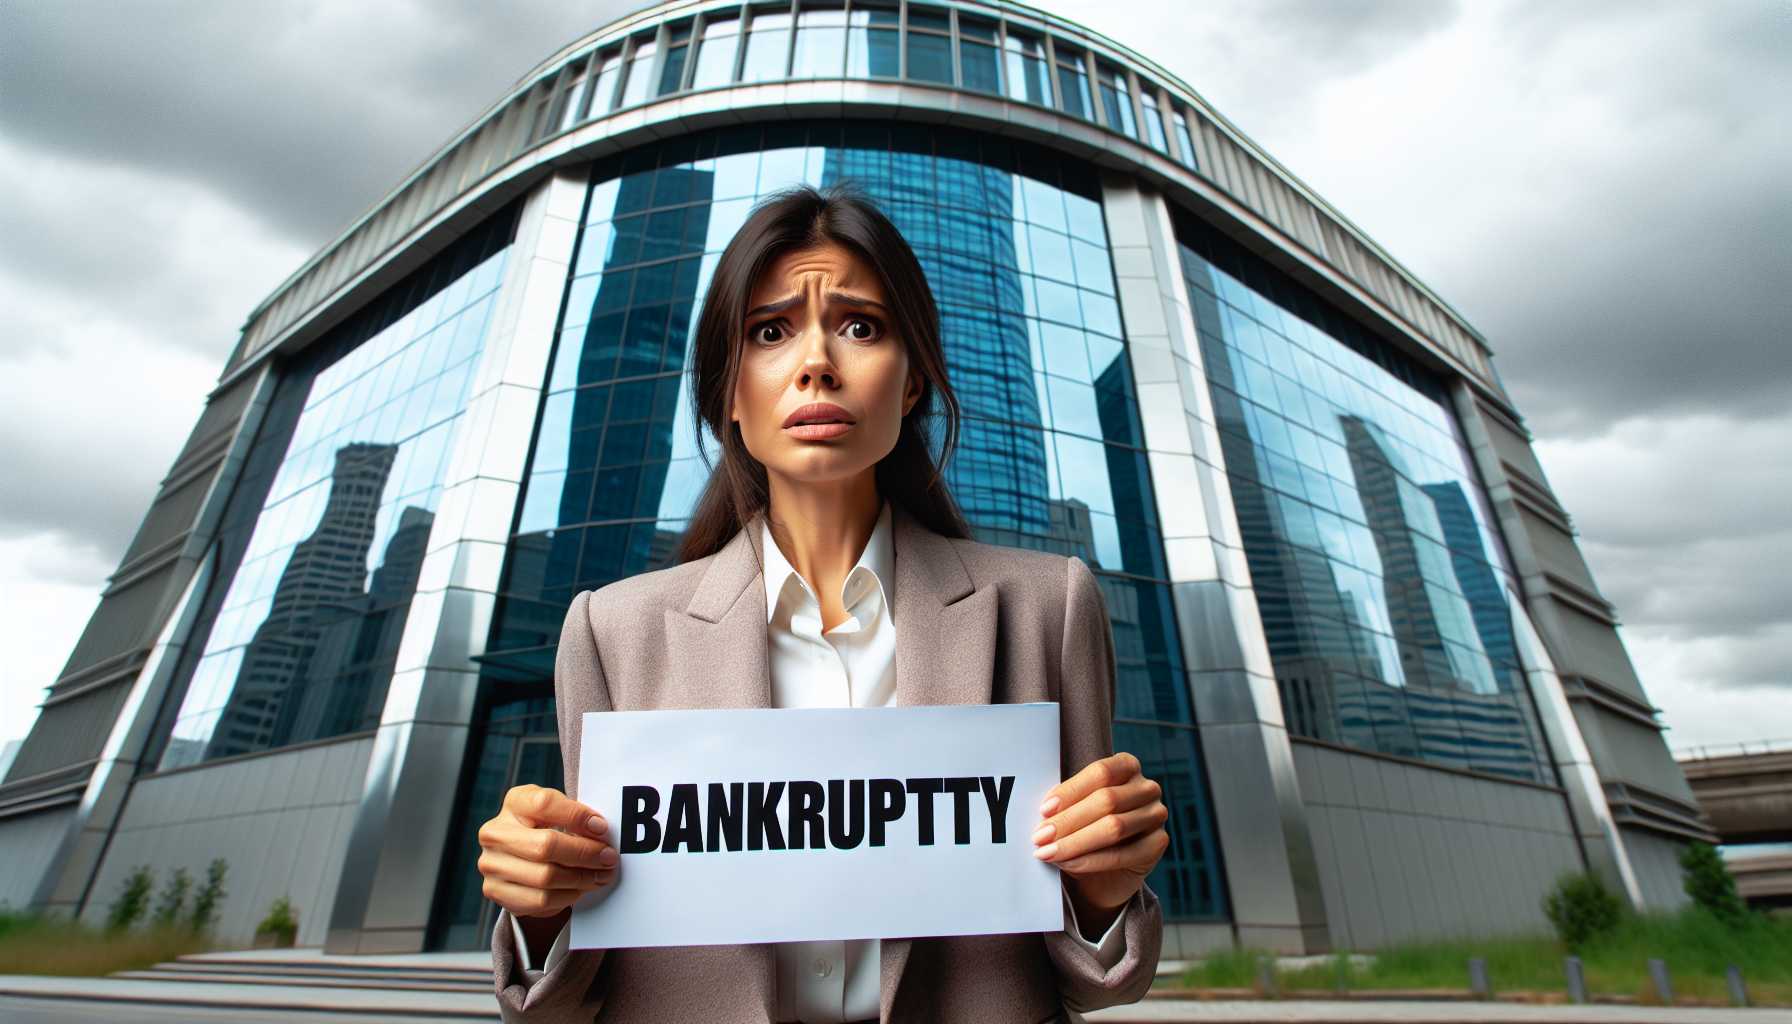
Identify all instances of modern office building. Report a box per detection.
[0,0,1712,957]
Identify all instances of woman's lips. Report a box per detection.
[784,421,854,440]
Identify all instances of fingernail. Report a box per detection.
[1039,796,1060,816]
[599,847,619,867]
[1032,823,1055,845]
[588,815,607,836]
[1033,842,1058,861]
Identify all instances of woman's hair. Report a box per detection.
[675,183,970,563]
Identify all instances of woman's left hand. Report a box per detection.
[1033,752,1170,923]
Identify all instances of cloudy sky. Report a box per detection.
[3,0,1787,754]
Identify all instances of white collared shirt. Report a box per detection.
[511,499,1129,1018]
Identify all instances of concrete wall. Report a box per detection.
[0,808,75,911]
[1292,740,1584,949]
[77,736,372,947]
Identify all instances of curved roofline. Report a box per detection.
[229,0,1503,409]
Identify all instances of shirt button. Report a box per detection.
[812,956,833,978]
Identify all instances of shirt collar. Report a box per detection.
[761,499,894,626]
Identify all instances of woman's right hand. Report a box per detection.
[478,783,619,920]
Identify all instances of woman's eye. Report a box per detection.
[752,322,784,344]
[844,317,879,341]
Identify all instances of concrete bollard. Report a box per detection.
[1564,956,1588,1005]
[1647,958,1674,1004]
[1255,956,1277,998]
[1467,957,1490,999]
[1725,965,1748,1008]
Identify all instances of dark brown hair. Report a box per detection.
[675,183,970,563]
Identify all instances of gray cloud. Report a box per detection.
[2,2,633,245]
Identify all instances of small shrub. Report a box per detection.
[1678,842,1746,924]
[152,867,192,927]
[1543,871,1623,949]
[105,866,154,932]
[255,895,299,946]
[188,858,228,933]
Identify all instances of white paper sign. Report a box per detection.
[570,702,1063,949]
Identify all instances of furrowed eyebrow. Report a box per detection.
[745,292,887,319]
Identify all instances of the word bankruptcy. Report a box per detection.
[619,775,1016,853]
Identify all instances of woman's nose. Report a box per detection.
[796,332,839,389]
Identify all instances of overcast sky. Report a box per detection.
[3,1,1787,754]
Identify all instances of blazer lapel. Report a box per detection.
[663,516,772,710]
[881,503,999,1021]
[667,506,999,1023]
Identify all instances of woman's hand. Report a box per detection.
[1032,752,1169,933]
[478,784,619,923]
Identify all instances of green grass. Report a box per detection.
[1179,909,1792,1005]
[0,910,217,977]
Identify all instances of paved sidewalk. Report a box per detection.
[1086,999,1785,1023]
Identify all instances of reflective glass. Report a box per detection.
[846,7,900,78]
[1054,50,1093,121]
[587,52,622,119]
[1172,108,1198,170]
[1003,31,1050,105]
[1097,65,1136,138]
[658,48,687,96]
[1177,214,1549,784]
[155,212,515,772]
[691,16,739,89]
[791,6,846,78]
[463,124,1226,929]
[960,37,1000,94]
[739,11,792,82]
[618,38,659,107]
[1140,90,1169,153]
[905,30,952,85]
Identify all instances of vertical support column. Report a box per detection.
[1450,382,1643,905]
[324,169,586,954]
[1102,174,1329,953]
[33,364,281,915]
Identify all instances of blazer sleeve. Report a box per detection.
[1042,556,1164,1012]
[492,588,615,1022]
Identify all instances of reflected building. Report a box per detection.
[2,0,1709,960]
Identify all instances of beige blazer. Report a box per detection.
[491,502,1164,1023]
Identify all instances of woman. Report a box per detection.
[478,184,1169,1023]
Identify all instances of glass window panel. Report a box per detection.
[907,6,949,33]
[618,38,659,107]
[1173,109,1198,169]
[905,30,952,84]
[691,16,740,88]
[1003,31,1050,105]
[1098,65,1136,137]
[1054,50,1093,120]
[846,11,900,78]
[960,38,1000,94]
[740,11,792,82]
[959,14,996,41]
[658,40,688,95]
[791,7,846,77]
[1140,90,1169,153]
[588,53,623,118]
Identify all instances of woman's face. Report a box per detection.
[731,239,921,488]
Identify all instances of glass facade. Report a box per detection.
[1174,215,1551,784]
[434,122,1228,946]
[149,207,519,772]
